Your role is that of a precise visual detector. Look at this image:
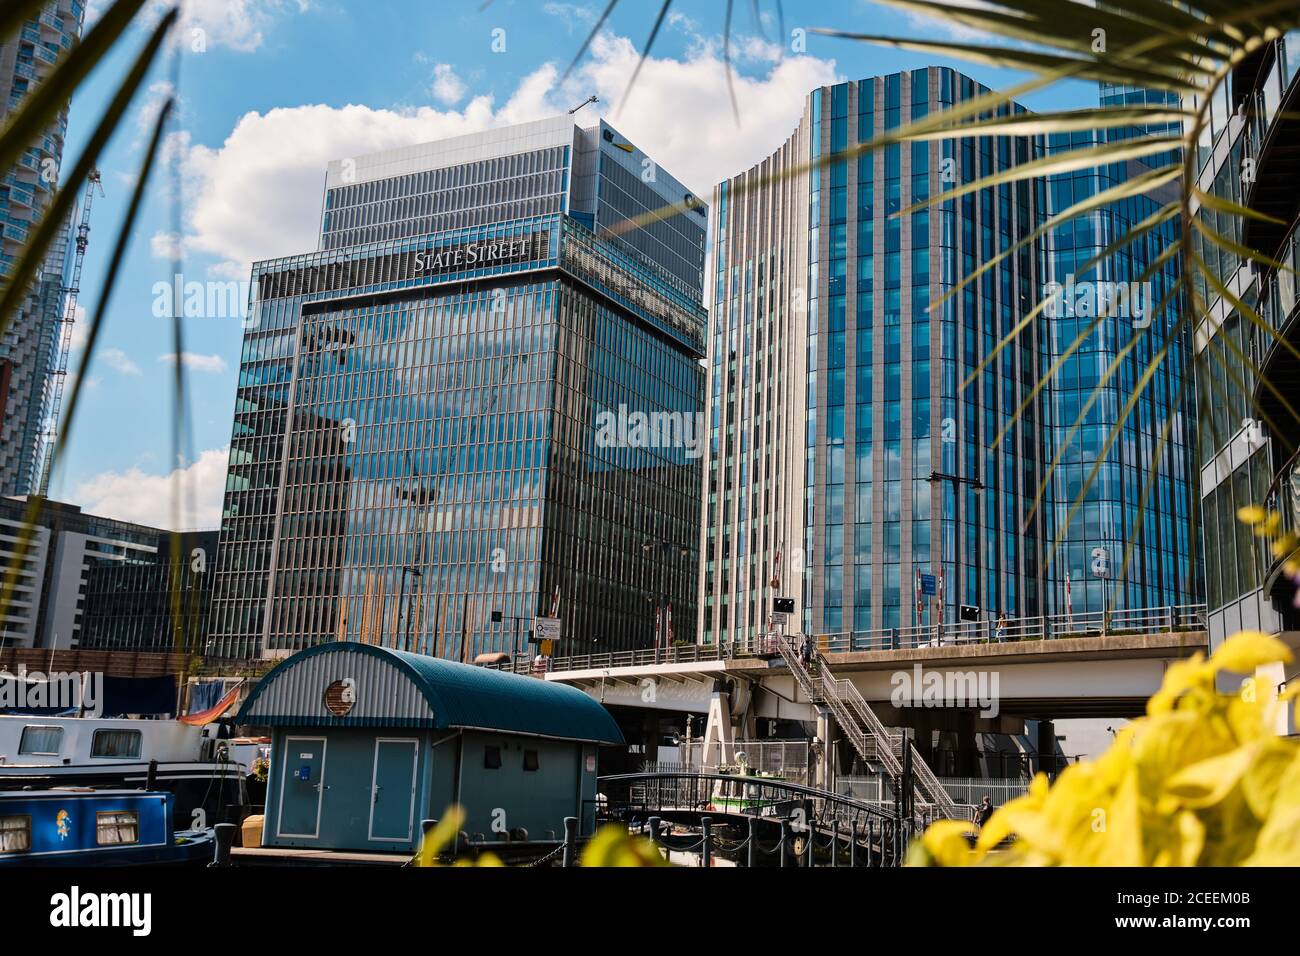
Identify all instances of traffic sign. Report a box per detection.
[920,574,936,596]
[534,616,561,643]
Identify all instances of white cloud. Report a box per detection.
[97,347,142,376]
[430,64,467,106]
[72,448,230,530]
[65,299,88,353]
[166,30,839,277]
[877,0,1008,43]
[158,352,229,374]
[151,231,184,262]
[135,80,177,142]
[147,0,312,53]
[542,3,598,28]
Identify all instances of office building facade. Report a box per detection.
[1192,32,1300,728]
[1041,83,1198,616]
[703,69,1050,644]
[0,0,83,496]
[78,529,218,654]
[0,496,166,650]
[700,68,1201,646]
[207,116,706,659]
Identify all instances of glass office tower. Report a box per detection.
[207,116,706,659]
[1041,84,1198,616]
[702,68,1050,644]
[700,68,1201,646]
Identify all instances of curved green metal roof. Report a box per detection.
[236,643,623,744]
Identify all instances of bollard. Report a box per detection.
[561,816,579,867]
[747,817,757,868]
[145,759,158,791]
[417,818,436,860]
[209,822,236,867]
[700,816,712,868]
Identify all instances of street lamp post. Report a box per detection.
[397,566,422,652]
[643,538,688,656]
[925,471,984,627]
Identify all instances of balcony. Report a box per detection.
[1262,447,1300,625]
[1251,210,1300,431]
[1241,38,1300,256]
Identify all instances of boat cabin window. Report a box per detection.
[18,725,63,756]
[0,815,31,853]
[96,811,139,846]
[91,730,142,759]
[523,750,540,772]
[483,745,502,770]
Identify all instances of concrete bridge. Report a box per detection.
[496,605,1209,804]
[525,604,1208,721]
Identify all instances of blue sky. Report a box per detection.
[54,0,1097,528]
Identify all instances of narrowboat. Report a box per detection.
[0,715,250,828]
[0,789,214,866]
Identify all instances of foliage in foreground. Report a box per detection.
[909,631,1300,866]
[410,806,668,867]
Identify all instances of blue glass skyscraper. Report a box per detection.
[1041,84,1198,616]
[700,68,1200,646]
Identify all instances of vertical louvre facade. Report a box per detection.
[208,117,706,659]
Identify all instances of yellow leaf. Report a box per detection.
[1211,631,1293,674]
[1165,744,1260,808]
[413,805,466,867]
[1147,653,1213,715]
[579,825,672,867]
[913,819,979,867]
[1235,505,1267,525]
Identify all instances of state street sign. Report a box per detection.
[533,617,561,644]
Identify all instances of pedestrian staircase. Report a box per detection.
[776,634,959,818]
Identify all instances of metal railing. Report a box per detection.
[836,774,1030,809]
[775,634,959,818]
[807,603,1207,654]
[598,770,923,866]
[490,603,1207,676]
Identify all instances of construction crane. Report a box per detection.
[37,169,103,496]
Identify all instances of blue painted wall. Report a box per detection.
[262,726,601,852]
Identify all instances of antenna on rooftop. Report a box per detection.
[568,95,598,115]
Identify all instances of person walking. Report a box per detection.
[976,795,994,827]
[994,613,1007,643]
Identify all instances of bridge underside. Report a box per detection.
[556,631,1207,780]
